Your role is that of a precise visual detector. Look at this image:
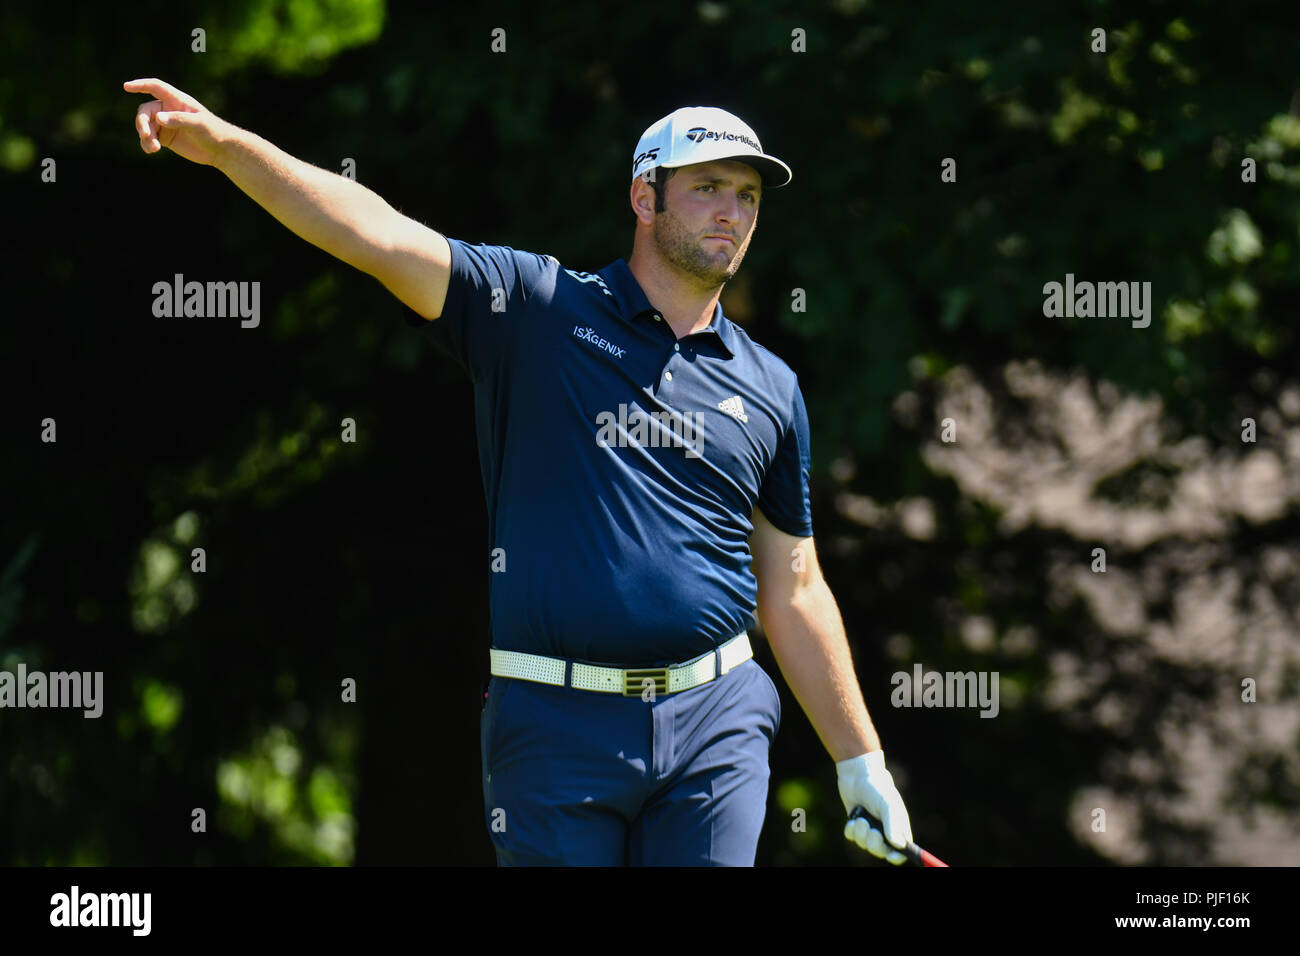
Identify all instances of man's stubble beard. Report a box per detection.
[651,205,751,287]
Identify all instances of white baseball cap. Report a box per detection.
[631,106,792,188]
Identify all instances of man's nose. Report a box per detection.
[715,194,741,223]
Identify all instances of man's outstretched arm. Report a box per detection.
[124,77,450,320]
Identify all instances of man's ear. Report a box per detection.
[629,176,656,225]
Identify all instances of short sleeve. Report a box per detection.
[756,379,814,538]
[402,238,557,381]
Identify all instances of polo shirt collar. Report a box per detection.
[599,258,737,358]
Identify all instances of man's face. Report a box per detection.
[651,160,761,286]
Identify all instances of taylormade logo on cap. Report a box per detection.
[684,127,760,150]
[631,106,792,188]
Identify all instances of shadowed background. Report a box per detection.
[2,0,1299,865]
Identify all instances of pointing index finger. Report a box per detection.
[123,78,187,104]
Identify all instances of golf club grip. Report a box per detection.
[848,806,947,866]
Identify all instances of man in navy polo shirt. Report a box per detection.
[414,106,916,867]
[127,80,916,866]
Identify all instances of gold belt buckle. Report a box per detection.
[623,668,670,697]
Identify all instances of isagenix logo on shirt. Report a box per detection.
[573,326,627,359]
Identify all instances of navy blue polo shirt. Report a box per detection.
[403,237,813,666]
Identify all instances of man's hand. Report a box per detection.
[836,750,913,865]
[124,78,229,166]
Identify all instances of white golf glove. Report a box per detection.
[836,750,913,865]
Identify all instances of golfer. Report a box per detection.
[126,77,916,867]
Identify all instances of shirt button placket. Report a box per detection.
[662,344,679,398]
[650,313,676,397]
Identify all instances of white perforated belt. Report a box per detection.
[490,632,752,696]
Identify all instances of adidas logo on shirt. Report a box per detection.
[717,396,748,423]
